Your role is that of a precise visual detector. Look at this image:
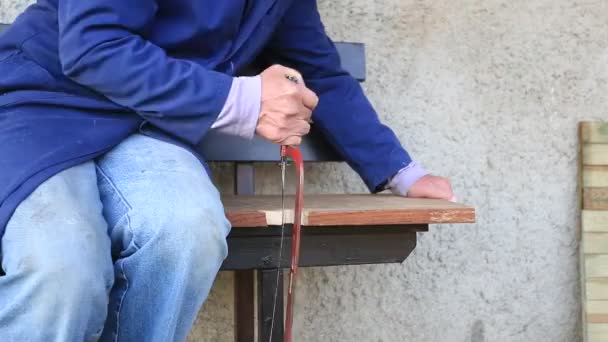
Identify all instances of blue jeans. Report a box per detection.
[0,134,231,341]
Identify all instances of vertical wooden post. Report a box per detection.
[234,163,256,342]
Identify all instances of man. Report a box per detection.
[0,0,454,341]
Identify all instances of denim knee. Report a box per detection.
[19,252,112,308]
[128,195,231,272]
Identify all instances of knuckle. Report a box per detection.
[291,70,303,80]
[303,123,311,134]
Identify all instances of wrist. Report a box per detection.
[388,161,429,196]
[211,75,261,139]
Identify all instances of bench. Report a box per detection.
[0,23,476,341]
[210,146,474,341]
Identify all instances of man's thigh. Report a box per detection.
[94,134,230,255]
[2,161,113,280]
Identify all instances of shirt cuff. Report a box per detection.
[210,75,261,140]
[387,161,429,197]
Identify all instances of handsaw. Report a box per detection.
[269,144,304,342]
[268,74,306,342]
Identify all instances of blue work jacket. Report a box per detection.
[0,0,413,235]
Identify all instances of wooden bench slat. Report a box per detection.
[223,194,475,227]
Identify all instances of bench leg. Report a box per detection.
[234,270,255,342]
[234,163,256,341]
[258,269,284,342]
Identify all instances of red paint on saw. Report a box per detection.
[280,145,303,342]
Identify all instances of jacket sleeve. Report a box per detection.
[57,0,233,145]
[263,0,414,192]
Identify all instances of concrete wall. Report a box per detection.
[2,0,608,341]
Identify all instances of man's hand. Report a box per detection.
[407,175,456,201]
[256,65,319,146]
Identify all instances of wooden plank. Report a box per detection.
[306,206,472,226]
[583,167,608,188]
[583,145,608,166]
[586,256,608,278]
[584,188,608,210]
[587,279,608,300]
[581,122,608,144]
[584,233,608,254]
[583,211,608,232]
[223,195,475,227]
[588,323,608,342]
[587,301,608,323]
[226,210,268,228]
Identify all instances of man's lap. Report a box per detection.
[2,160,112,279]
[95,134,230,258]
[0,133,230,340]
[3,133,229,267]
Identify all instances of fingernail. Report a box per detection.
[449,196,458,203]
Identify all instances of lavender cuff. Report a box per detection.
[210,75,261,140]
[388,161,429,196]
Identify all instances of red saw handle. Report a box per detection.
[280,145,304,342]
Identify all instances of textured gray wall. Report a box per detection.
[2,0,608,341]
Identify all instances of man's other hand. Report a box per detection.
[407,175,456,202]
[256,65,319,146]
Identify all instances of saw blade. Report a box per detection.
[269,156,287,341]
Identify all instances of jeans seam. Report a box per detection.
[117,210,141,251]
[114,260,130,342]
[95,165,133,211]
[95,165,141,250]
